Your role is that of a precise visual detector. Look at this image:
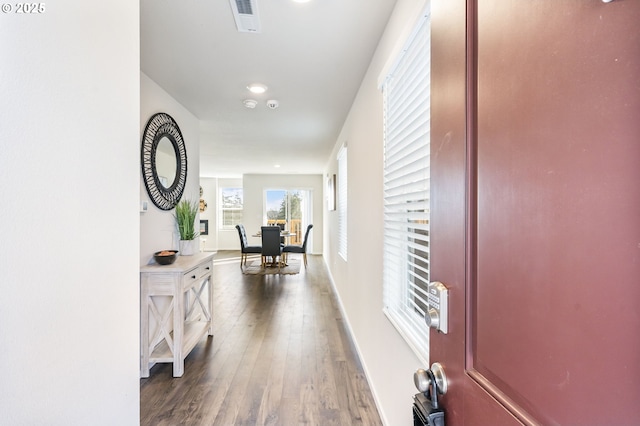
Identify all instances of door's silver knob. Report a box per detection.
[430,362,448,395]
[414,363,448,395]
[413,368,430,393]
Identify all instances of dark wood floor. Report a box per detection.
[140,251,383,425]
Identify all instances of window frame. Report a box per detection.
[219,187,244,230]
[337,145,348,261]
[381,10,431,365]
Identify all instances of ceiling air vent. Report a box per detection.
[229,0,261,33]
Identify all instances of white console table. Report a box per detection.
[140,252,215,378]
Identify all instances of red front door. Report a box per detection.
[429,1,640,424]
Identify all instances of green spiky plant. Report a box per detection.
[174,198,199,240]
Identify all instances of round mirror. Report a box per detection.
[155,136,178,189]
[141,113,187,210]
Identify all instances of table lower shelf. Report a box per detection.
[147,320,211,376]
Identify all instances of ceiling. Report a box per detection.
[140,0,398,178]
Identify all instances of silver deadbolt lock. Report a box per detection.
[425,281,448,334]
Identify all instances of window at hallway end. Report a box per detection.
[381,10,431,363]
[220,187,243,230]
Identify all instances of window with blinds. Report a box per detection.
[220,187,244,229]
[337,146,348,261]
[381,12,431,362]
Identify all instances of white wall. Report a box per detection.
[140,73,201,265]
[243,174,323,254]
[323,1,430,425]
[0,2,140,424]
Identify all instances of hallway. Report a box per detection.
[140,251,382,425]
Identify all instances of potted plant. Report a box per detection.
[174,198,199,255]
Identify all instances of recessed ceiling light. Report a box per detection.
[274,164,281,168]
[247,83,267,94]
[292,0,312,3]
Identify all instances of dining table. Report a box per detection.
[252,230,296,241]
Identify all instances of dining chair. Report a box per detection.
[235,224,262,268]
[283,224,313,267]
[261,226,284,271]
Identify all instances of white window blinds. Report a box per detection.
[337,146,348,261]
[382,13,431,363]
[220,187,244,229]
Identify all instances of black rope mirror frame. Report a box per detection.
[141,112,188,210]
